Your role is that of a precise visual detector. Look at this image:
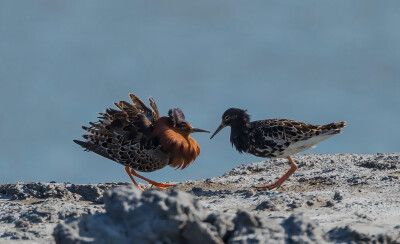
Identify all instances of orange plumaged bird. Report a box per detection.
[74,93,210,191]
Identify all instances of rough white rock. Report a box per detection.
[53,186,323,244]
[0,153,399,243]
[53,186,224,244]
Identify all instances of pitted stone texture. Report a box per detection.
[53,186,223,244]
[1,153,399,243]
[227,210,285,244]
[282,213,328,244]
[53,186,335,244]
[0,182,129,203]
[328,225,400,244]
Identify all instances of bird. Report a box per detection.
[210,108,346,190]
[74,93,210,191]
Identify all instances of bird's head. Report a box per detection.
[168,108,210,136]
[210,108,250,139]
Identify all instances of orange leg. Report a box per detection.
[125,166,144,191]
[130,168,175,190]
[258,156,298,190]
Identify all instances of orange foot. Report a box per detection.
[256,183,281,191]
[129,168,175,190]
[149,182,176,190]
[256,156,298,191]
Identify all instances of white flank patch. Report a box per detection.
[279,131,338,157]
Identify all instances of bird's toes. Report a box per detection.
[150,182,175,190]
[255,185,270,191]
[256,184,280,191]
[136,185,145,191]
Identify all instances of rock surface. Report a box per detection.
[53,185,325,244]
[1,153,400,243]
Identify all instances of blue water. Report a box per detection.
[1,1,399,184]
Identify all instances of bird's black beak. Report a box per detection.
[210,123,226,139]
[191,127,211,133]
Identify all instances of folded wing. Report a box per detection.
[74,93,169,172]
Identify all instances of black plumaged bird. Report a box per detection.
[74,93,210,191]
[210,108,346,190]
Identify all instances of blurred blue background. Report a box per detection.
[1,1,399,184]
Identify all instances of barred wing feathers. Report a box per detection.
[74,93,169,172]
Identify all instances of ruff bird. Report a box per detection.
[74,93,210,191]
[210,108,346,190]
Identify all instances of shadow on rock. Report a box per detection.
[328,225,400,244]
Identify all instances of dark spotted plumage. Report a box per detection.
[245,119,345,158]
[74,93,210,190]
[74,94,168,172]
[211,108,346,190]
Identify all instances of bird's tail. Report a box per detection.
[320,121,347,135]
[73,139,116,161]
[74,92,159,160]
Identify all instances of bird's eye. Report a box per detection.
[224,115,230,121]
[178,123,186,128]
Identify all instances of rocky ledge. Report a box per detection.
[1,153,400,243]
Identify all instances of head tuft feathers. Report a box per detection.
[168,108,186,126]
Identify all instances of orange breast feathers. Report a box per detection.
[152,117,201,169]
